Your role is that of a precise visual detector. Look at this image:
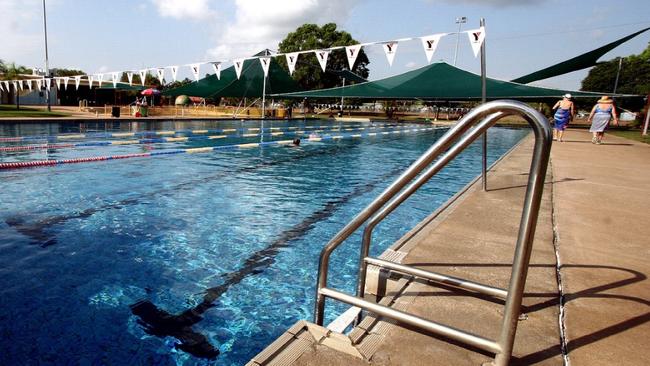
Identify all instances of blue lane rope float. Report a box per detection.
[0,124,421,152]
[0,127,438,170]
[0,123,400,143]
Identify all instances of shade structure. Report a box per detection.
[96,82,146,91]
[273,62,614,100]
[163,54,301,99]
[511,27,650,84]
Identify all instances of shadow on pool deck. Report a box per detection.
[246,130,650,366]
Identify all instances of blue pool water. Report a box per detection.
[0,119,529,365]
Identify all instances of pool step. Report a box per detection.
[246,276,414,366]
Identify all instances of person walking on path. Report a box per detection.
[552,93,574,142]
[588,96,619,144]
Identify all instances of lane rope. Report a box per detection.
[0,122,403,143]
[0,127,439,171]
[0,124,424,152]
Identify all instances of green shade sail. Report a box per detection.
[97,82,146,91]
[511,27,650,84]
[273,62,610,100]
[162,56,301,98]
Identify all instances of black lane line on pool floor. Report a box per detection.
[129,161,410,360]
[4,129,443,247]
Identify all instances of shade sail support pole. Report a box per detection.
[480,17,488,191]
[262,74,267,119]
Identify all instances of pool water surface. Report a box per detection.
[0,119,529,365]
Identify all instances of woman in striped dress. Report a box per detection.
[588,96,619,144]
[552,94,574,142]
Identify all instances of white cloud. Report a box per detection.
[405,61,417,68]
[206,0,363,61]
[150,0,216,20]
[424,0,546,7]
[0,0,44,66]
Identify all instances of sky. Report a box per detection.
[1,0,650,91]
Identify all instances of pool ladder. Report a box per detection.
[314,100,552,366]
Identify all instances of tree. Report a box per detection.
[53,68,85,77]
[278,23,370,90]
[120,71,162,87]
[581,42,650,96]
[2,63,30,109]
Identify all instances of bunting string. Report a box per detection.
[0,27,485,94]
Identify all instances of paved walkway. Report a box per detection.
[248,128,650,366]
[551,129,650,365]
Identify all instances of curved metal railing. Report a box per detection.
[314,100,552,366]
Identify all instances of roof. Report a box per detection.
[162,56,301,98]
[272,62,615,100]
[511,27,650,84]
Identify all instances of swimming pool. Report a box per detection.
[0,119,529,365]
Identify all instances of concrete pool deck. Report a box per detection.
[247,129,650,365]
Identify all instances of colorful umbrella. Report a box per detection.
[141,88,161,96]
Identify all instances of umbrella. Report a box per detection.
[141,88,161,96]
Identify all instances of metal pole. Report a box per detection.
[42,0,51,112]
[480,18,488,191]
[453,17,466,66]
[340,77,345,116]
[642,93,650,136]
[613,57,623,94]
[261,74,267,119]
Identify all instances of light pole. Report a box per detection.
[453,16,467,66]
[612,57,623,94]
[42,0,51,111]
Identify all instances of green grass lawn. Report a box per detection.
[610,130,650,144]
[0,105,70,118]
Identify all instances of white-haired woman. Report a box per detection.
[551,94,574,142]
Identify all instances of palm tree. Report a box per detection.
[4,63,29,110]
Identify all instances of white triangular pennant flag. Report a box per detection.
[382,41,399,66]
[0,82,5,92]
[139,70,147,86]
[88,75,94,88]
[26,80,33,91]
[127,72,134,86]
[55,77,61,89]
[170,66,178,82]
[259,57,271,77]
[3,81,8,91]
[97,73,104,86]
[36,79,43,90]
[345,45,362,70]
[74,76,81,90]
[467,26,486,58]
[211,62,222,80]
[63,77,70,90]
[233,59,244,79]
[18,80,24,91]
[285,52,299,75]
[45,78,51,89]
[111,72,119,88]
[156,68,165,84]
[315,50,330,72]
[421,34,445,63]
[190,63,201,81]
[12,81,18,91]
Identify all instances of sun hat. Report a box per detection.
[563,93,572,99]
[597,96,613,103]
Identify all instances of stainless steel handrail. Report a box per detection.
[314,100,552,366]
